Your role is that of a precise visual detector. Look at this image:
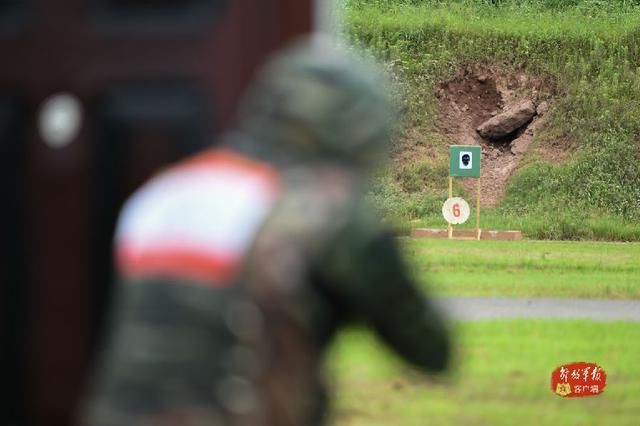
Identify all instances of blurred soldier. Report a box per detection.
[82,37,450,426]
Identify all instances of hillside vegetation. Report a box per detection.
[342,0,640,240]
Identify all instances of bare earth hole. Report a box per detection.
[434,63,558,207]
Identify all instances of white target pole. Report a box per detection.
[448,177,453,239]
[476,177,482,240]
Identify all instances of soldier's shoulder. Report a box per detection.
[282,163,359,199]
[266,163,383,241]
[118,149,279,232]
[115,148,280,283]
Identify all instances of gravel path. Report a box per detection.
[435,296,640,321]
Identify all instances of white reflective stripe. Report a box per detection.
[116,165,277,261]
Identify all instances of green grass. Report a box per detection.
[401,238,640,298]
[328,320,640,426]
[404,212,640,241]
[343,1,640,239]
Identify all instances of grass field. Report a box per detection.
[402,238,640,299]
[323,237,640,425]
[328,321,640,426]
[404,212,640,242]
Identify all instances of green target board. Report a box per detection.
[449,145,481,178]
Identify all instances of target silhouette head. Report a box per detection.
[461,153,471,166]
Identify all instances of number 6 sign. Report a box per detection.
[442,197,470,225]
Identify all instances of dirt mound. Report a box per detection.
[434,63,558,207]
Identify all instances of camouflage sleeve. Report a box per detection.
[82,279,240,426]
[319,211,450,373]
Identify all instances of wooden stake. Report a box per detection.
[476,176,481,240]
[448,176,453,239]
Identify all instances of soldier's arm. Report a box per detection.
[320,214,450,373]
[83,278,234,426]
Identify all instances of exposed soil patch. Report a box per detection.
[434,63,559,206]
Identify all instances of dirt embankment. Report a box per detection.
[432,63,561,207]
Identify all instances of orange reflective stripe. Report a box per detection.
[118,244,239,285]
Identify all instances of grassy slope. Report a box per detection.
[343,0,640,240]
[402,238,640,299]
[329,321,640,426]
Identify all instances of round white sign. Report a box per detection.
[442,197,470,225]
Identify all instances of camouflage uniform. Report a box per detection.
[82,37,450,426]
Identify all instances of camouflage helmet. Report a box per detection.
[238,36,397,169]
